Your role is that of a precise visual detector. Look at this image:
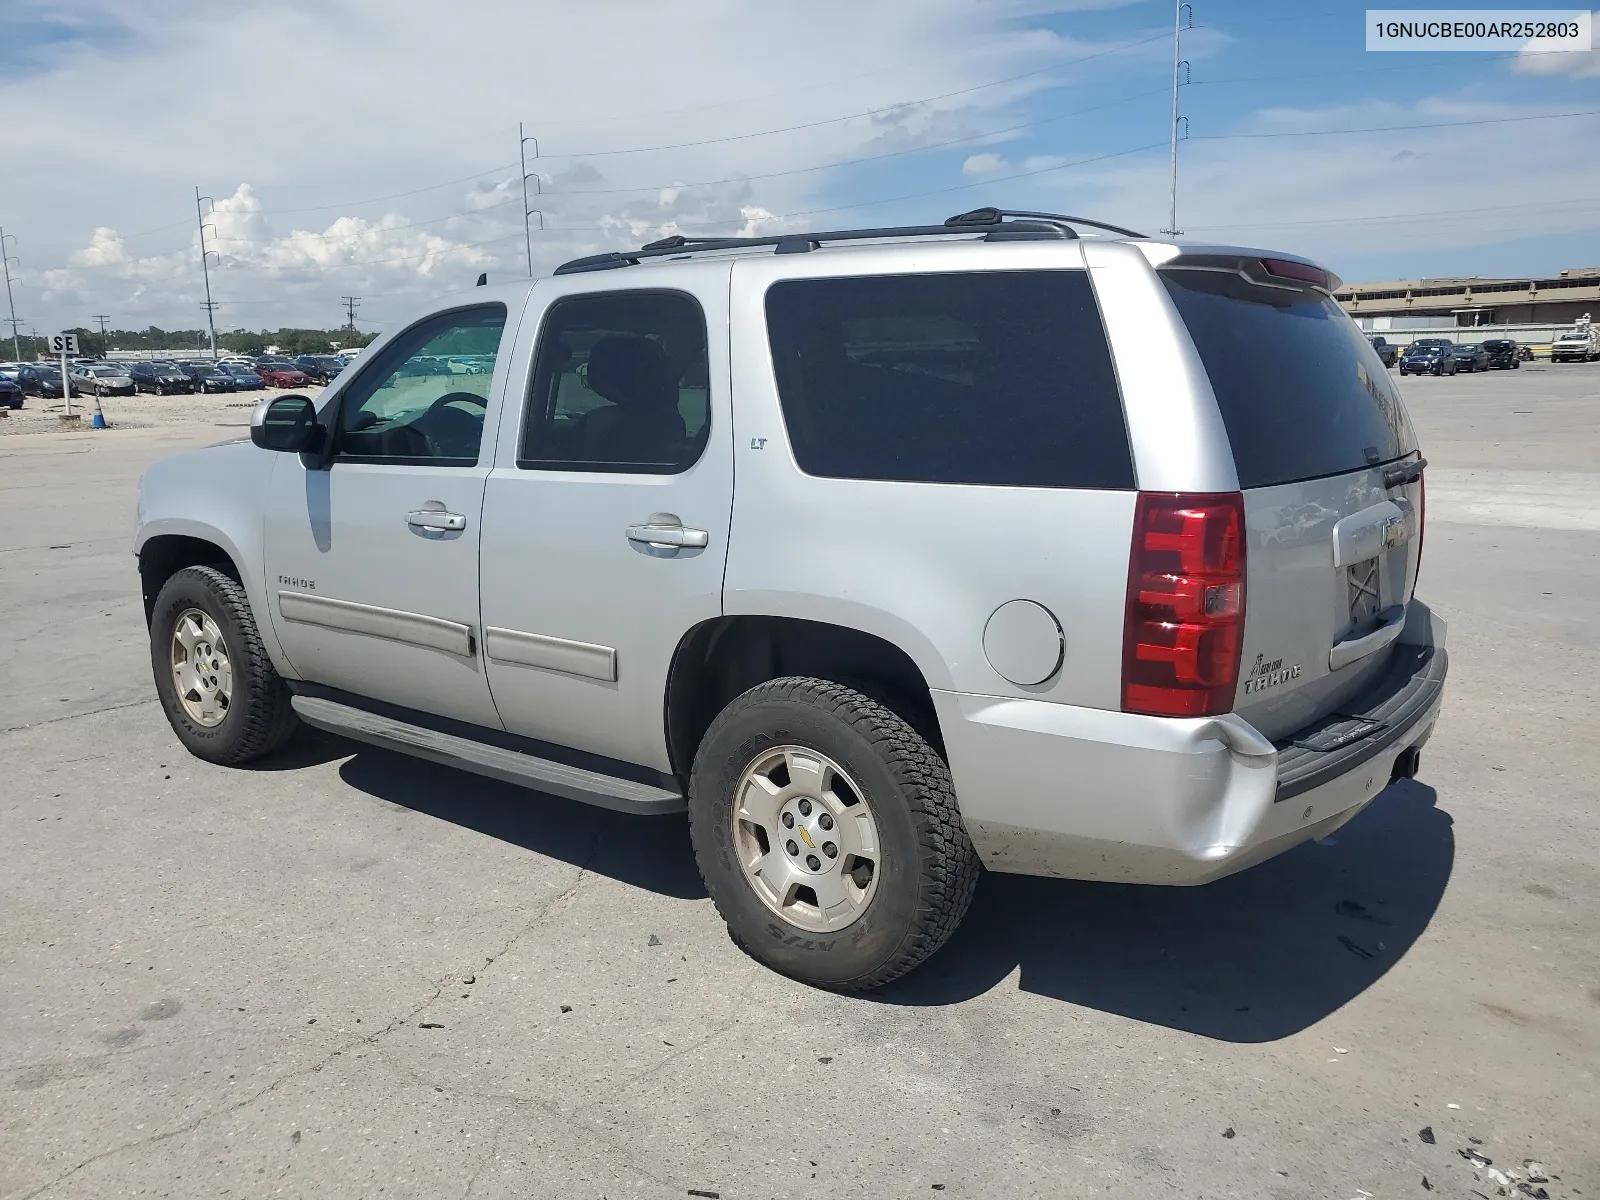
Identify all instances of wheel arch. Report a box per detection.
[664,615,945,779]
[137,527,243,628]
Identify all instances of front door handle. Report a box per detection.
[407,509,467,532]
[626,518,708,549]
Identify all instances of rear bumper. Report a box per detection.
[935,599,1448,885]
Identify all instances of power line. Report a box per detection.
[538,30,1173,158]
[1,227,22,361]
[1190,108,1599,142]
[1187,194,1600,231]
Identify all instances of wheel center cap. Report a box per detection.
[779,798,838,876]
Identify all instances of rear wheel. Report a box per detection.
[688,677,979,991]
[149,566,299,765]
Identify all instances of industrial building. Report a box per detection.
[1335,266,1600,329]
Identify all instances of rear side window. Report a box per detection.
[1161,269,1416,488]
[765,271,1133,489]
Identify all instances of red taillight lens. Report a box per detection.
[1259,257,1329,289]
[1122,492,1247,718]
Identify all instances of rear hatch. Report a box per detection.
[1160,260,1423,739]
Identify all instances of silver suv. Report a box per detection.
[135,209,1446,990]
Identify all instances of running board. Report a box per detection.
[290,695,686,815]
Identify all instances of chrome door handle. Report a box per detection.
[625,521,708,549]
[407,509,467,532]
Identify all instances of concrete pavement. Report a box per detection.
[2,368,1597,1198]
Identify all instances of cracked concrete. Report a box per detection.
[4,371,1600,1198]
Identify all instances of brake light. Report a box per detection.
[1122,492,1247,717]
[1416,470,1426,583]
[1260,257,1329,289]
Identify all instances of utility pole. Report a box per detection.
[1163,1,1193,236]
[93,313,110,355]
[1,227,22,361]
[518,125,544,278]
[341,295,361,334]
[195,187,220,359]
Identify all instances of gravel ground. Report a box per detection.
[0,387,317,437]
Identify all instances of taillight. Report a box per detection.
[1122,492,1247,718]
[1415,470,1426,584]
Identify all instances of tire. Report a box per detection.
[149,565,299,765]
[688,677,980,991]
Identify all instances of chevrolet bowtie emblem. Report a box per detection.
[798,827,816,849]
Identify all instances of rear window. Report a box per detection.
[765,270,1133,489]
[1160,269,1415,488]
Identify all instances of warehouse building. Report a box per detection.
[1336,266,1600,329]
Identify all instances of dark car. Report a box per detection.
[1448,343,1490,373]
[180,362,238,393]
[0,375,21,409]
[1481,339,1522,370]
[131,361,198,395]
[291,355,343,384]
[16,364,68,399]
[217,362,266,390]
[1367,336,1399,367]
[256,363,311,388]
[1399,341,1458,376]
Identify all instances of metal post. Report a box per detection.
[196,187,220,359]
[1165,2,1192,236]
[519,126,541,278]
[60,340,71,418]
[1,227,22,361]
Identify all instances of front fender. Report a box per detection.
[136,441,296,678]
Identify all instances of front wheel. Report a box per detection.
[149,565,299,764]
[688,677,979,991]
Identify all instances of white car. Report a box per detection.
[134,208,1446,990]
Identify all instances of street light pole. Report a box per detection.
[1,227,22,361]
[195,187,220,360]
[519,125,542,278]
[1163,1,1193,237]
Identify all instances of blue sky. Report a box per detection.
[2,0,1596,334]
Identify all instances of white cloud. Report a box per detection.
[963,153,1008,175]
[1,0,1137,331]
[1513,10,1600,77]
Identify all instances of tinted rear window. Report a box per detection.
[765,271,1133,489]
[1161,269,1415,488]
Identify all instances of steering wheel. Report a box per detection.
[421,391,488,458]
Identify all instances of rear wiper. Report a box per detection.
[1382,457,1427,489]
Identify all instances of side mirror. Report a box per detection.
[250,394,320,452]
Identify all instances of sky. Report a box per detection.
[1,0,1597,338]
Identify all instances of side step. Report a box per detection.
[290,695,686,815]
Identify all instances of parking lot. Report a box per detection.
[2,363,1597,1198]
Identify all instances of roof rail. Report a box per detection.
[552,207,1148,276]
[944,207,1148,239]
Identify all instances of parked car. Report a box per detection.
[1367,336,1399,367]
[72,363,136,396]
[218,362,266,390]
[135,210,1445,990]
[1480,339,1522,370]
[1399,342,1458,375]
[1447,343,1490,373]
[292,355,343,384]
[1551,316,1600,362]
[0,375,21,409]
[131,361,198,395]
[16,364,69,399]
[0,362,25,382]
[179,362,237,393]
[255,363,311,388]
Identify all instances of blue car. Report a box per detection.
[218,362,265,390]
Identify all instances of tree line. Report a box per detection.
[11,326,379,360]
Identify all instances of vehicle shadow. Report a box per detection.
[874,779,1454,1041]
[335,745,706,900]
[239,726,356,772]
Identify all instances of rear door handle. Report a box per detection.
[407,509,467,532]
[626,520,708,549]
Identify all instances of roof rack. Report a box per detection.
[552,207,1148,275]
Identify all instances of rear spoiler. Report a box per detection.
[1156,250,1341,296]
